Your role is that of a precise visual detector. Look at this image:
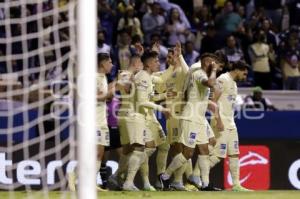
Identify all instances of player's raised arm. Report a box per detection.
[201,62,217,88]
[174,42,189,73]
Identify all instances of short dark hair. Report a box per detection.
[214,50,229,67]
[200,53,219,61]
[98,53,110,64]
[130,54,141,61]
[141,50,158,64]
[231,60,249,71]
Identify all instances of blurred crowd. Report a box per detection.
[98,0,300,90]
[0,0,299,91]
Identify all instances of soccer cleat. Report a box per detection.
[67,172,76,192]
[232,185,253,192]
[108,174,122,190]
[122,182,140,191]
[201,184,222,191]
[169,182,187,191]
[143,185,156,191]
[155,179,163,190]
[158,173,171,191]
[184,183,199,191]
[187,176,202,191]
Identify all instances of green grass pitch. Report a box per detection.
[1,191,300,199]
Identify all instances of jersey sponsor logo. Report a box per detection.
[224,145,270,190]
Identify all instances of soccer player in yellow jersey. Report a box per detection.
[159,53,222,190]
[152,44,191,190]
[95,53,115,191]
[135,50,173,189]
[108,54,147,191]
[210,60,252,191]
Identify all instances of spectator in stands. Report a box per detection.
[99,0,116,44]
[261,17,278,49]
[115,29,133,72]
[192,5,214,51]
[248,30,276,89]
[244,86,277,111]
[233,23,253,64]
[117,5,144,41]
[280,30,300,90]
[221,34,245,63]
[215,0,242,36]
[98,30,112,55]
[157,0,191,29]
[142,2,166,45]
[200,24,220,54]
[257,0,283,31]
[165,8,189,46]
[184,41,199,66]
[192,5,213,32]
[150,33,168,70]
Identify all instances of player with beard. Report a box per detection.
[210,60,252,191]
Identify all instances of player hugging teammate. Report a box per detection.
[69,43,252,192]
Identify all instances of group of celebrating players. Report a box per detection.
[70,42,252,192]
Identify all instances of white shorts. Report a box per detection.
[212,128,240,158]
[97,125,110,146]
[146,119,165,146]
[179,120,208,148]
[118,113,147,146]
